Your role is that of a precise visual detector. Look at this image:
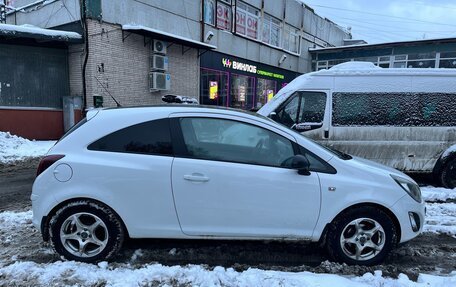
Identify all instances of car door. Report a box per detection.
[170,114,321,238]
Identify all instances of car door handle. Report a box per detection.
[183,174,210,182]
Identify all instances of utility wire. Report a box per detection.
[304,3,456,27]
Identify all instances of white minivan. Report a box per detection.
[258,62,456,188]
[33,105,424,266]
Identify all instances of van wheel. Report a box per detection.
[49,200,124,263]
[440,157,456,189]
[326,206,397,266]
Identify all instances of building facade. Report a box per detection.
[310,38,456,71]
[3,0,350,139]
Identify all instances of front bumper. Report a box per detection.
[390,194,426,243]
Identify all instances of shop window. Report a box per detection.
[262,14,282,47]
[316,61,328,71]
[283,24,300,54]
[438,51,456,68]
[407,60,436,68]
[200,68,229,107]
[256,78,276,109]
[216,0,232,31]
[236,1,259,39]
[377,56,391,68]
[231,74,255,110]
[407,52,436,68]
[203,0,216,26]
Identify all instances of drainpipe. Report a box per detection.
[81,0,89,115]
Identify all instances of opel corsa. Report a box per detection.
[32,106,425,265]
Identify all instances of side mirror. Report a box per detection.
[290,155,311,175]
[269,112,279,121]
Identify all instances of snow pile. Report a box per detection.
[424,203,456,237]
[0,210,32,230]
[0,211,33,244]
[422,186,456,202]
[1,261,455,287]
[0,132,55,163]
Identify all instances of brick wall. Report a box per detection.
[72,20,200,108]
[68,43,85,98]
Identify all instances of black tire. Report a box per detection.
[49,200,124,263]
[325,206,397,266]
[440,157,456,189]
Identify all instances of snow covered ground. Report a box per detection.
[0,132,55,163]
[1,260,455,287]
[1,193,455,287]
[422,186,456,202]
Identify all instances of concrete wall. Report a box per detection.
[7,1,350,76]
[82,20,199,108]
[6,0,80,28]
[100,0,350,74]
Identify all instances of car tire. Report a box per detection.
[440,157,456,189]
[49,200,124,263]
[325,206,397,266]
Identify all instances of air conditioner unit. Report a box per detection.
[150,55,168,71]
[149,72,170,91]
[152,40,167,54]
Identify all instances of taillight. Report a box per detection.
[36,155,65,177]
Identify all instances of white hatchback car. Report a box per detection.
[32,106,425,265]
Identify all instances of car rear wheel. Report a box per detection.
[440,157,456,189]
[326,206,397,266]
[49,200,124,263]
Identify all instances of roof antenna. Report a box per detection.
[94,76,122,107]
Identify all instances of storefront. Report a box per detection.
[200,51,299,110]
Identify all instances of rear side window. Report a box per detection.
[332,92,456,126]
[88,119,173,156]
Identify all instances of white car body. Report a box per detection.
[32,106,425,264]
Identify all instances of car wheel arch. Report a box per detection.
[41,197,130,242]
[433,147,456,188]
[318,202,401,246]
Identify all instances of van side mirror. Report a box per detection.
[284,155,311,175]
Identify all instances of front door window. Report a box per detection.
[179,117,294,167]
[275,91,327,131]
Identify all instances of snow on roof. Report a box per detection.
[0,23,82,40]
[310,36,456,52]
[315,62,456,76]
[122,24,217,50]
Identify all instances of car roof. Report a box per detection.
[99,104,271,122]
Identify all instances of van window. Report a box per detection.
[88,119,173,156]
[276,91,327,128]
[418,93,456,126]
[332,92,456,126]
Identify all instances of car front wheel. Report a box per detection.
[49,200,124,263]
[326,206,397,266]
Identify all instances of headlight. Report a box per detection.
[391,175,422,203]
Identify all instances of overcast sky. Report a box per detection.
[301,0,456,44]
